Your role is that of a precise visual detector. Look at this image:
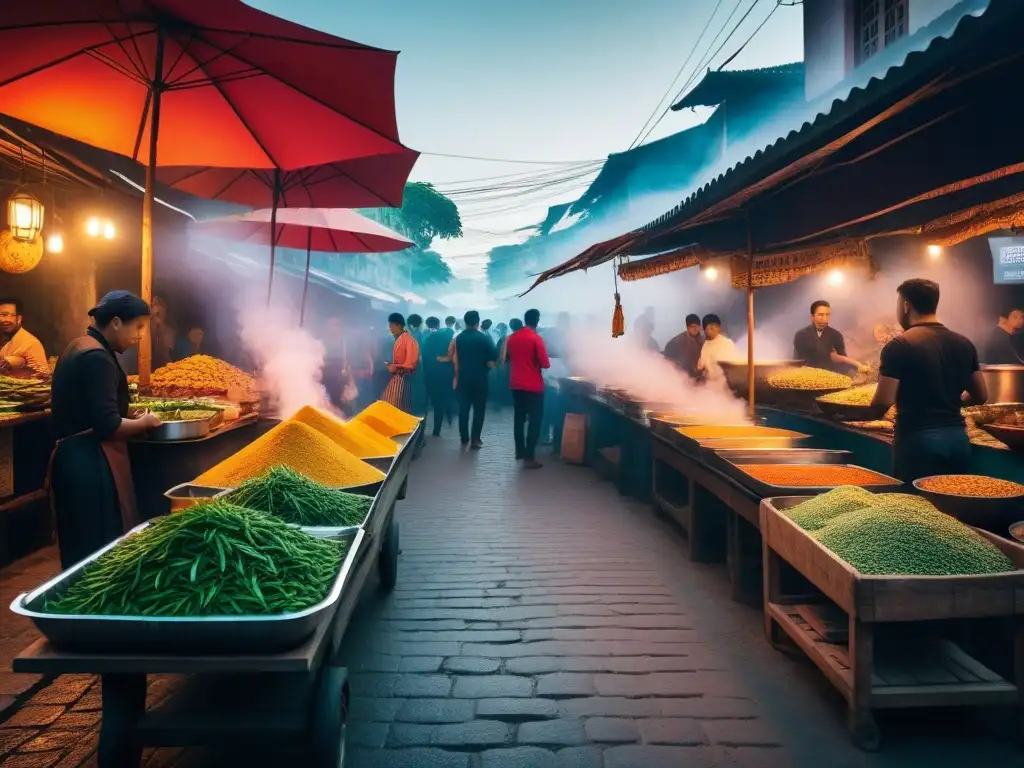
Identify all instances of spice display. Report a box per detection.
[223,466,373,527]
[782,486,877,531]
[150,355,256,399]
[676,425,795,439]
[194,421,385,488]
[817,384,876,405]
[353,400,420,437]
[766,367,852,390]
[740,464,900,488]
[812,498,1014,575]
[916,474,1024,499]
[291,405,398,458]
[44,502,346,616]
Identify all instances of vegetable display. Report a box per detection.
[291,405,398,458]
[223,466,373,527]
[812,498,1014,576]
[44,502,346,617]
[739,464,900,488]
[194,420,385,488]
[916,474,1024,499]
[782,486,877,531]
[766,367,852,390]
[353,400,420,438]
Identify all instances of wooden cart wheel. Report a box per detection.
[378,518,400,590]
[397,477,408,500]
[847,708,881,752]
[312,666,349,768]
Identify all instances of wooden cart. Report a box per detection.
[11,423,420,767]
[761,496,1024,750]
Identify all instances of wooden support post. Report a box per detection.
[746,215,755,420]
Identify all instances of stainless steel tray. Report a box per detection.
[163,482,231,511]
[144,417,211,441]
[10,525,365,655]
[706,448,852,476]
[670,427,809,454]
[722,462,902,498]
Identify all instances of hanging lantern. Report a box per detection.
[6,190,45,242]
[0,229,44,274]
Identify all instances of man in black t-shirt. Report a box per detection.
[867,279,987,482]
[793,300,866,372]
[980,303,1024,365]
[453,310,497,449]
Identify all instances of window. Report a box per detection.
[858,0,908,64]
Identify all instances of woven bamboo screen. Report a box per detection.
[729,238,875,288]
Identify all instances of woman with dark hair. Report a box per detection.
[381,312,420,413]
[48,291,162,569]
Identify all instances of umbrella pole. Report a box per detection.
[139,26,166,389]
[299,229,312,327]
[745,215,755,420]
[266,169,281,306]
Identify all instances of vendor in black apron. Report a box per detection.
[866,279,988,483]
[49,291,162,569]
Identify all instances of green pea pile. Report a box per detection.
[45,501,345,617]
[223,466,373,527]
[781,486,876,531]
[810,497,1014,576]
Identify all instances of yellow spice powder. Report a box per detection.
[353,400,420,437]
[194,420,385,488]
[290,405,398,458]
[677,425,795,439]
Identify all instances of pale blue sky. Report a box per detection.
[247,0,805,281]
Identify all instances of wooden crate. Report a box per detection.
[761,496,1024,750]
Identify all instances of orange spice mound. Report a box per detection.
[917,474,1024,498]
[290,405,398,458]
[676,425,794,439]
[353,400,420,437]
[740,464,899,487]
[194,420,385,488]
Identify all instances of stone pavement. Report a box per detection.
[1,410,1020,767]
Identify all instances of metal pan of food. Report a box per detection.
[979,423,1024,452]
[671,425,809,454]
[724,462,903,498]
[717,360,805,400]
[913,474,1024,533]
[163,482,231,511]
[815,399,882,422]
[144,416,212,442]
[9,525,365,655]
[706,448,852,475]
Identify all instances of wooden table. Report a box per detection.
[761,496,1024,750]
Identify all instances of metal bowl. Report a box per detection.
[979,423,1024,451]
[1010,521,1024,545]
[913,475,1024,534]
[718,360,806,401]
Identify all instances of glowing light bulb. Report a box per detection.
[102,221,116,240]
[704,266,718,281]
[46,234,64,253]
[13,202,32,228]
[86,217,101,237]
[927,244,942,259]
[826,269,844,286]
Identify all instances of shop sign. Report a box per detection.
[989,237,1024,284]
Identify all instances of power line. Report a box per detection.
[420,151,602,165]
[431,160,602,188]
[716,1,783,72]
[627,0,726,151]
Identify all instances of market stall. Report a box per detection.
[9,400,423,767]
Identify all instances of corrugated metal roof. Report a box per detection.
[672,62,804,110]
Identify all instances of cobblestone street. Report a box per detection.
[1,411,1020,767]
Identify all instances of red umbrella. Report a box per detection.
[195,207,413,325]
[0,0,415,383]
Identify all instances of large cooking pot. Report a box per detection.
[980,365,1024,404]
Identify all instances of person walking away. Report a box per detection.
[381,313,420,413]
[506,309,550,468]
[696,314,738,385]
[492,322,511,410]
[49,291,162,569]
[0,297,49,377]
[453,311,496,449]
[866,279,987,482]
[980,302,1024,364]
[793,300,867,372]
[422,316,455,436]
[663,313,704,378]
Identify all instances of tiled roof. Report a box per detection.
[672,62,804,110]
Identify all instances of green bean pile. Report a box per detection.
[223,466,373,527]
[45,502,345,617]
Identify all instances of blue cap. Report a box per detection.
[88,290,151,319]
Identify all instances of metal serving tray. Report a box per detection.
[723,462,902,498]
[9,525,365,655]
[706,448,851,476]
[144,417,212,442]
[671,427,809,454]
[163,482,231,512]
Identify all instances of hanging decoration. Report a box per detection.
[0,229,44,274]
[6,189,44,241]
[617,246,702,282]
[729,239,875,289]
[611,259,625,338]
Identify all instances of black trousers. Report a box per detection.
[458,380,488,443]
[512,389,545,460]
[427,380,453,435]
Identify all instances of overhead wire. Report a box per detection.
[419,151,601,165]
[716,0,783,71]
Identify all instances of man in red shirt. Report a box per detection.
[505,308,551,468]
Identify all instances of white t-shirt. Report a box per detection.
[698,335,739,382]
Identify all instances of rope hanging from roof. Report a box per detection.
[617,246,702,282]
[729,238,874,289]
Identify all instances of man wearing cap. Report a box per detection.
[49,291,162,569]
